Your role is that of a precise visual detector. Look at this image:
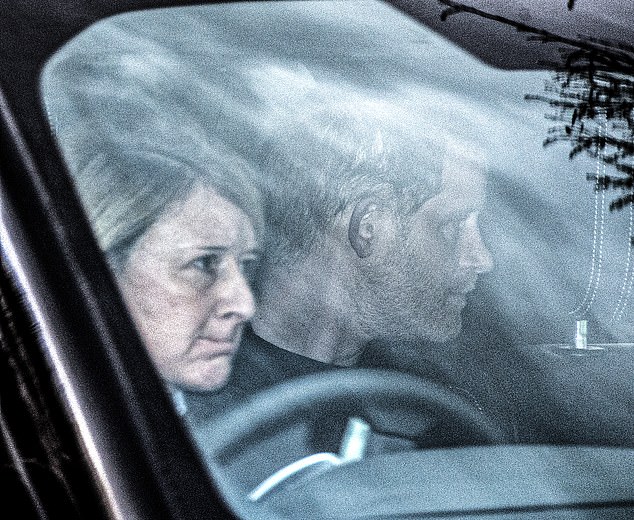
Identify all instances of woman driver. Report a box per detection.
[72,145,263,396]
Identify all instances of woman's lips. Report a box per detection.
[193,337,238,359]
[193,324,244,358]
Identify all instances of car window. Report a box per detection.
[39,0,634,517]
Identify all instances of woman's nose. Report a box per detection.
[213,258,256,321]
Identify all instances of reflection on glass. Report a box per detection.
[40,0,634,515]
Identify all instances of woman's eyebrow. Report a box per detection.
[242,248,263,258]
[195,246,263,258]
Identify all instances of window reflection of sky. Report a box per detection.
[41,0,633,345]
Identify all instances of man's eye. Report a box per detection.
[439,220,464,243]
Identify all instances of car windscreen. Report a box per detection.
[39,0,634,516]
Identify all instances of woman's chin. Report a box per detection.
[177,355,233,392]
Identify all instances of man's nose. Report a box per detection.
[213,258,256,321]
[459,223,494,274]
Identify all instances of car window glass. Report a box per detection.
[40,0,634,515]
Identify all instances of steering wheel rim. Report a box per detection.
[195,368,506,461]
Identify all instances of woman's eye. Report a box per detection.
[187,253,260,287]
[191,253,222,280]
[240,256,261,286]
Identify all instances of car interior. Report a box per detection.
[1,0,633,519]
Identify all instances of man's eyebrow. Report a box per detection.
[438,208,478,219]
[193,246,228,253]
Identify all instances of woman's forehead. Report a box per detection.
[146,185,258,252]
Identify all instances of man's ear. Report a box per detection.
[348,198,379,259]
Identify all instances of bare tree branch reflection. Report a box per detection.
[440,0,634,232]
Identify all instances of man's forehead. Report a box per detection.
[414,142,487,215]
[440,142,487,193]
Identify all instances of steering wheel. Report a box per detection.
[193,369,505,502]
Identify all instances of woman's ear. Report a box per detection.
[348,198,379,258]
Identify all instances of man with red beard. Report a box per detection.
[187,84,515,494]
[189,88,496,425]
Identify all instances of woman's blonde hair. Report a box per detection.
[42,44,264,272]
[72,143,263,273]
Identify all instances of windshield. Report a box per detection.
[40,0,634,517]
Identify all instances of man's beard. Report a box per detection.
[360,274,463,345]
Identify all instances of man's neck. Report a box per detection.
[252,258,366,366]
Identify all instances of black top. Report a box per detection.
[184,326,517,442]
[183,326,337,426]
[184,327,518,494]
[230,327,338,395]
